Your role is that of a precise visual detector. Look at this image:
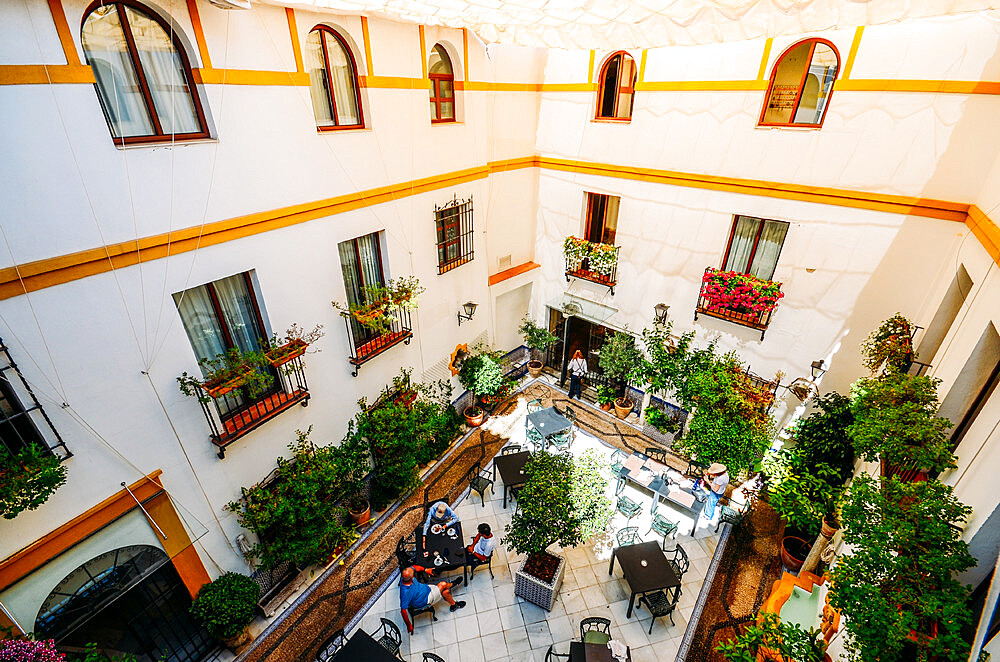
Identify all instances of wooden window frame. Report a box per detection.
[757,38,840,129]
[720,215,789,279]
[82,0,209,145]
[584,192,617,245]
[310,25,365,131]
[594,51,636,122]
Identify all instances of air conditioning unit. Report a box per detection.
[207,0,251,9]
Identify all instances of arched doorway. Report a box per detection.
[35,545,215,661]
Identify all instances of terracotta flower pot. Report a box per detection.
[222,626,251,650]
[600,402,612,411]
[528,360,543,378]
[349,500,371,526]
[464,407,485,427]
[614,398,633,420]
[780,536,810,573]
[821,517,840,539]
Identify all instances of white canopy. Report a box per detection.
[265,0,1000,48]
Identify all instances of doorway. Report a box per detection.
[546,307,611,385]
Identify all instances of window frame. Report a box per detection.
[584,192,618,245]
[594,51,637,122]
[757,38,840,129]
[434,196,474,273]
[81,0,209,145]
[308,25,365,131]
[721,215,789,280]
[429,44,456,124]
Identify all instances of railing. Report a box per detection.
[343,308,413,376]
[200,358,310,459]
[565,244,620,294]
[881,458,928,483]
[745,366,780,410]
[435,196,474,274]
[907,360,933,377]
[694,267,777,340]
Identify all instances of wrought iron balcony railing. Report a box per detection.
[694,267,778,340]
[343,308,413,376]
[565,244,620,294]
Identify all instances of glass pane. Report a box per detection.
[439,101,454,120]
[793,43,838,125]
[356,232,384,291]
[305,30,334,127]
[748,220,788,280]
[213,273,264,354]
[586,194,607,243]
[338,239,363,306]
[598,54,620,117]
[81,6,154,138]
[616,56,635,119]
[174,285,226,366]
[761,41,812,125]
[602,196,619,244]
[325,33,361,125]
[123,6,200,135]
[439,79,454,99]
[723,216,761,273]
[428,44,453,76]
[430,98,439,121]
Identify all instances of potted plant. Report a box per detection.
[264,323,324,368]
[1,442,68,520]
[700,268,784,316]
[0,639,66,661]
[354,402,422,511]
[716,611,828,662]
[189,572,261,649]
[177,347,272,402]
[332,276,425,334]
[519,316,557,378]
[457,348,507,426]
[644,406,680,435]
[587,242,618,276]
[598,331,643,419]
[860,313,916,376]
[563,236,590,271]
[596,384,617,411]
[333,428,373,526]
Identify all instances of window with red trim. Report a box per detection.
[721,215,789,281]
[305,26,364,129]
[596,52,636,120]
[81,1,208,144]
[428,44,456,123]
[584,193,619,245]
[759,39,839,127]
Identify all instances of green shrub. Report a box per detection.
[504,452,581,557]
[458,349,507,399]
[0,443,67,520]
[644,407,679,434]
[571,450,613,541]
[189,572,260,641]
[716,611,826,662]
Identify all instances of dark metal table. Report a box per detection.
[569,641,631,662]
[617,451,706,531]
[331,630,398,662]
[527,406,573,449]
[415,520,467,584]
[608,540,680,618]
[494,450,531,508]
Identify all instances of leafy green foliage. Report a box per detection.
[519,316,557,353]
[458,349,507,398]
[830,476,975,662]
[177,347,273,402]
[226,428,358,569]
[636,324,717,409]
[355,402,422,510]
[860,313,916,375]
[504,452,582,556]
[570,450,614,541]
[332,276,425,334]
[188,572,260,641]
[598,331,643,398]
[788,393,856,484]
[849,374,956,473]
[644,407,680,434]
[596,384,617,406]
[0,443,67,519]
[65,643,144,662]
[715,611,826,662]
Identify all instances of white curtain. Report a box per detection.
[325,36,362,125]
[213,274,264,354]
[81,6,153,138]
[749,220,789,280]
[174,287,226,370]
[723,216,759,273]
[305,30,335,127]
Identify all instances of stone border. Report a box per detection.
[676,522,733,662]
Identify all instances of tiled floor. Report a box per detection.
[352,397,722,662]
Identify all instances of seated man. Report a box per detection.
[466,522,497,566]
[398,565,465,634]
[422,501,459,552]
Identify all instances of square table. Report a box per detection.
[494,450,531,508]
[331,630,399,662]
[617,451,706,532]
[415,520,467,584]
[569,641,631,662]
[526,406,573,449]
[608,540,680,618]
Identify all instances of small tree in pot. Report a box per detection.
[598,331,643,419]
[457,348,507,426]
[189,572,261,649]
[519,316,557,378]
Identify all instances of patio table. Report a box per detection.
[609,540,680,618]
[414,520,467,585]
[526,406,573,449]
[569,641,632,662]
[331,629,399,662]
[617,450,706,532]
[494,450,531,508]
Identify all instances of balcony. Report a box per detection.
[564,237,620,294]
[343,307,413,376]
[694,267,783,340]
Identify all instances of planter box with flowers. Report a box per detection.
[563,236,621,293]
[695,267,784,338]
[333,277,423,373]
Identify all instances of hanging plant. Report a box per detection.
[860,313,916,375]
[332,276,425,334]
[0,443,67,519]
[563,236,590,270]
[264,323,324,368]
[177,347,273,402]
[587,242,618,276]
[701,268,784,315]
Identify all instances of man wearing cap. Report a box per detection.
[700,463,729,522]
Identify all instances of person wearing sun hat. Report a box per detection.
[700,463,729,522]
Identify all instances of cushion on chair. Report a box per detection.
[583,631,612,645]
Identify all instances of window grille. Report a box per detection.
[0,338,69,459]
[434,196,474,274]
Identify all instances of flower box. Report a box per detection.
[203,365,258,398]
[265,339,309,367]
[514,551,566,611]
[700,268,784,315]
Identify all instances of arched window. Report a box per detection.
[305,26,363,129]
[759,39,839,127]
[428,44,455,123]
[596,52,636,121]
[81,1,208,144]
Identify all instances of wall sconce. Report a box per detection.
[810,360,827,379]
[457,301,478,326]
[654,303,670,325]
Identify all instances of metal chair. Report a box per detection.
[548,429,573,452]
[545,645,571,661]
[395,534,416,572]
[406,603,438,632]
[315,629,346,661]
[666,544,690,579]
[469,462,494,506]
[645,447,668,464]
[525,426,544,452]
[468,548,495,581]
[527,398,544,413]
[579,616,612,644]
[502,444,523,455]
[685,458,708,480]
[638,585,681,633]
[372,617,403,657]
[616,495,642,522]
[647,513,679,548]
[610,449,627,474]
[423,654,446,662]
[561,405,576,423]
[615,526,643,547]
[716,495,750,532]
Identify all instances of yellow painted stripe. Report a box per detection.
[587,50,596,84]
[0,155,985,301]
[46,0,81,67]
[638,50,648,84]
[419,25,427,79]
[361,16,374,77]
[463,28,470,82]
[186,0,212,70]
[842,26,865,80]
[191,68,309,86]
[285,8,304,75]
[0,64,95,85]
[835,79,1000,95]
[360,75,430,90]
[757,38,773,81]
[635,80,768,92]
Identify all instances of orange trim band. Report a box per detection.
[419,25,427,79]
[46,0,81,67]
[192,68,309,86]
[635,80,768,92]
[359,75,430,89]
[842,26,864,80]
[463,28,470,82]
[834,78,1000,95]
[638,50,648,84]
[185,0,212,70]
[488,261,540,286]
[361,16,374,77]
[0,64,95,85]
[0,471,164,592]
[285,8,304,75]
[587,50,596,85]
[968,205,1000,264]
[757,38,773,81]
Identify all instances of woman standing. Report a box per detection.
[568,350,588,399]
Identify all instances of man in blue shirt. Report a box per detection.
[398,565,465,633]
